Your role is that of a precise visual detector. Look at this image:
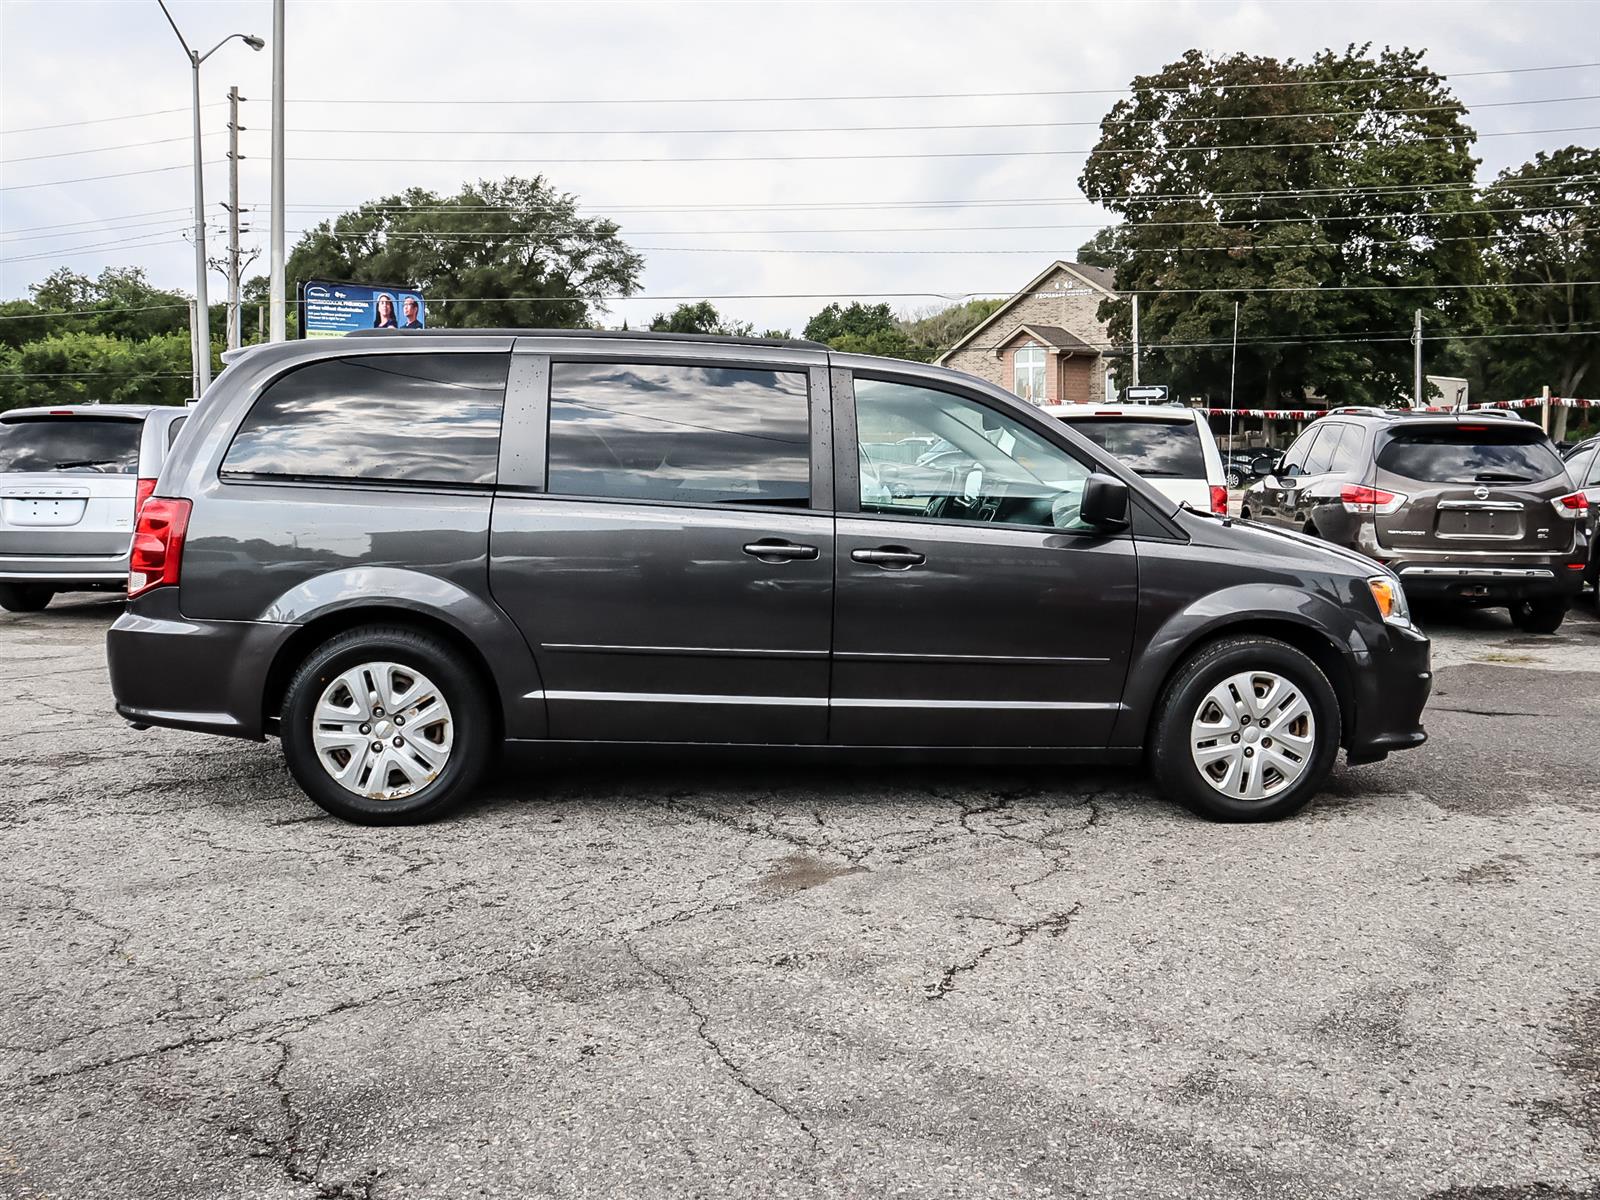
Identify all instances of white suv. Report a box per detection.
[0,404,189,612]
[1041,403,1229,515]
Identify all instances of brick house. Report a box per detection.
[936,260,1118,405]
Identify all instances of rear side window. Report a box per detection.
[0,417,142,474]
[1377,426,1566,484]
[222,353,508,486]
[1063,417,1204,478]
[166,416,188,449]
[546,361,810,506]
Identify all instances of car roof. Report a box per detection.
[343,327,829,352]
[1039,403,1198,421]
[0,403,170,420]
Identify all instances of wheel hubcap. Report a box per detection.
[311,661,454,801]
[1189,669,1316,801]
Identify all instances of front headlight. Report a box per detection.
[1367,575,1411,626]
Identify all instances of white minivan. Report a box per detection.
[0,404,189,612]
[1041,403,1229,515]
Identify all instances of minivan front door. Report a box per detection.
[833,371,1138,748]
[490,348,835,744]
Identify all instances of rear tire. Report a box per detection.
[0,584,55,613]
[1225,468,1243,489]
[281,626,495,825]
[1509,596,1566,634]
[1149,635,1341,822]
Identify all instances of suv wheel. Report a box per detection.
[1225,468,1243,489]
[0,584,55,613]
[281,626,494,824]
[1509,597,1566,634]
[1150,635,1341,822]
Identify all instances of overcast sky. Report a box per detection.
[2,0,1597,334]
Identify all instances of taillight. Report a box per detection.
[1340,484,1406,515]
[1210,484,1228,515]
[128,497,191,599]
[134,477,157,515]
[1552,491,1589,519]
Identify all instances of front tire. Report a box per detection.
[0,584,54,613]
[1149,635,1342,822]
[1509,596,1566,634]
[281,626,494,824]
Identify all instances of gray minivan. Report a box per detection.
[108,331,1433,824]
[0,404,189,611]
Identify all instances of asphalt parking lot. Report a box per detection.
[2,596,1597,1199]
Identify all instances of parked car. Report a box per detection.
[0,403,190,612]
[108,331,1431,825]
[1240,408,1589,633]
[1039,403,1229,514]
[1223,448,1280,490]
[1561,434,1600,598]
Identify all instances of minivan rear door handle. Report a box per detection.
[742,539,819,563]
[851,547,926,569]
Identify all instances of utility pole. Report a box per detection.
[1412,309,1423,408]
[225,86,243,351]
[1227,300,1240,453]
[1131,294,1141,389]
[187,300,200,397]
[269,0,287,341]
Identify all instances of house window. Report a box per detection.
[1013,342,1046,405]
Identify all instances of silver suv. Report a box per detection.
[0,404,189,612]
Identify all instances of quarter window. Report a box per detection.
[1013,343,1047,405]
[222,353,508,486]
[855,377,1093,531]
[546,361,810,506]
[1303,424,1345,475]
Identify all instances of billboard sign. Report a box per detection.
[299,280,426,338]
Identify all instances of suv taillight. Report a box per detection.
[134,477,157,516]
[1552,491,1589,519]
[1340,484,1406,515]
[1210,484,1228,515]
[128,497,191,599]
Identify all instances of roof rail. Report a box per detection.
[1324,406,1395,418]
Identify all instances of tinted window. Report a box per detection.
[856,377,1093,530]
[547,361,810,506]
[222,353,508,486]
[1326,424,1363,473]
[0,417,142,474]
[167,416,187,449]
[1303,424,1345,475]
[1062,417,1204,478]
[1377,427,1566,484]
[1281,426,1322,472]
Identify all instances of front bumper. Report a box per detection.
[1344,620,1432,765]
[107,587,295,741]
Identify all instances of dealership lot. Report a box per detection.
[2,596,1597,1199]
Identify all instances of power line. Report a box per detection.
[0,104,225,136]
[281,92,1600,137]
[0,206,212,237]
[0,162,224,193]
[4,134,220,164]
[289,61,1600,106]
[284,124,1600,167]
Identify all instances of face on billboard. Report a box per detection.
[302,282,425,337]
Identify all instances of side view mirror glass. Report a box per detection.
[1080,472,1130,528]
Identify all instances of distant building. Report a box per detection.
[936,260,1118,405]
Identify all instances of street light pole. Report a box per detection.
[157,1,262,395]
[269,0,287,342]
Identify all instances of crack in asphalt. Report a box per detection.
[622,938,822,1153]
[925,902,1086,1001]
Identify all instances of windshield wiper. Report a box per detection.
[52,459,118,471]
[1134,468,1187,477]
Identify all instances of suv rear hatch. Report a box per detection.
[1372,423,1575,554]
[0,414,144,559]
[1056,412,1211,508]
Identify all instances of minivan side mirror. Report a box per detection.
[1080,472,1130,528]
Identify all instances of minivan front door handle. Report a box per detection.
[742,539,819,563]
[851,547,926,569]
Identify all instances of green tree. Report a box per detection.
[285,176,642,329]
[802,298,1001,362]
[803,301,897,344]
[1472,146,1600,400]
[2,267,190,351]
[1078,45,1494,406]
[649,300,754,336]
[0,331,192,411]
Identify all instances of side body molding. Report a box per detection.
[262,566,549,739]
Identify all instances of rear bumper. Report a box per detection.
[1393,561,1585,602]
[107,587,294,741]
[0,550,128,586]
[1345,621,1432,765]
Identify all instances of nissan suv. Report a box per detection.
[108,331,1432,825]
[1240,408,1589,633]
[0,404,190,612]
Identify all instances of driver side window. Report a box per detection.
[854,376,1092,531]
